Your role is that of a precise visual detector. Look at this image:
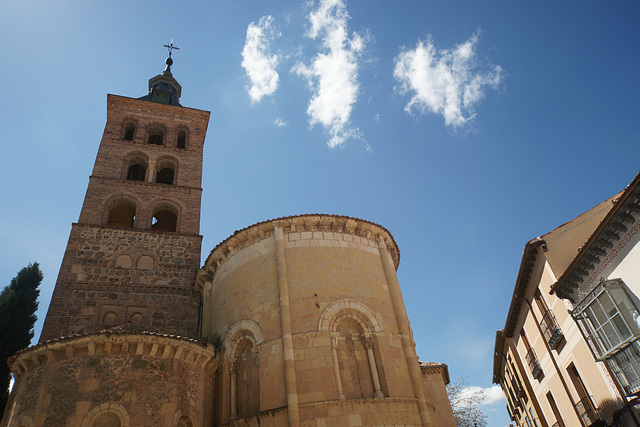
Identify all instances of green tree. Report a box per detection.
[0,263,43,418]
[447,377,488,427]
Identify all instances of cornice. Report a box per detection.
[503,238,547,339]
[492,329,506,384]
[196,214,400,295]
[89,176,203,194]
[298,397,418,409]
[10,330,218,377]
[72,222,203,239]
[107,94,211,117]
[552,174,640,302]
[419,361,450,384]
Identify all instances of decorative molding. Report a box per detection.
[419,361,450,384]
[554,185,640,302]
[361,335,375,350]
[223,318,264,360]
[226,359,240,374]
[81,403,130,427]
[318,298,383,333]
[10,331,218,377]
[201,215,400,287]
[298,397,418,410]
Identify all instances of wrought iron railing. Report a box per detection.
[525,348,543,379]
[574,395,598,427]
[540,311,564,349]
[607,339,640,396]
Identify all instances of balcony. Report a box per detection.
[607,339,640,396]
[506,404,515,421]
[526,348,543,379]
[540,311,564,349]
[574,396,598,427]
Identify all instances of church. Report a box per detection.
[1,50,455,427]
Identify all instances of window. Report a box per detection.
[235,338,260,418]
[573,279,640,357]
[123,123,136,141]
[107,203,135,228]
[152,209,177,232]
[148,128,164,145]
[521,332,543,379]
[177,130,187,149]
[567,363,598,426]
[607,340,640,395]
[156,167,174,185]
[127,164,146,181]
[546,392,565,427]
[535,291,564,349]
[528,408,540,427]
[573,279,640,395]
[525,415,533,427]
[155,157,177,185]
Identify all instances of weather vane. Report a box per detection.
[163,39,180,58]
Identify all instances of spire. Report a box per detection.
[139,40,183,106]
[161,39,180,76]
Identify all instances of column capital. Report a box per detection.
[226,359,239,375]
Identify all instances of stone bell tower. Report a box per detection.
[40,46,211,342]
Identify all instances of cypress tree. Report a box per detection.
[0,263,43,418]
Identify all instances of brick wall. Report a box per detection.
[41,94,210,343]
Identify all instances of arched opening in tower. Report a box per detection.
[156,167,175,184]
[127,164,146,181]
[107,204,136,228]
[152,209,177,232]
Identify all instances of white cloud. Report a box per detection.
[456,385,504,406]
[293,0,364,148]
[393,31,503,128]
[275,117,288,127]
[482,385,505,406]
[241,16,280,103]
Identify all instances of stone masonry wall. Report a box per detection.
[3,333,217,427]
[420,365,456,427]
[41,224,202,341]
[200,215,433,426]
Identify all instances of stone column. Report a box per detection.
[227,360,239,420]
[362,335,385,399]
[147,160,156,183]
[274,226,301,427]
[331,333,346,400]
[377,235,433,426]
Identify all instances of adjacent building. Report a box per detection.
[494,174,640,427]
[1,53,455,427]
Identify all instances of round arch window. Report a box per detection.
[152,210,177,232]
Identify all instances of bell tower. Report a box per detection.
[40,48,210,341]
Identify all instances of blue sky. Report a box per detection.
[2,1,640,425]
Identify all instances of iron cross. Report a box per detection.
[163,39,180,57]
